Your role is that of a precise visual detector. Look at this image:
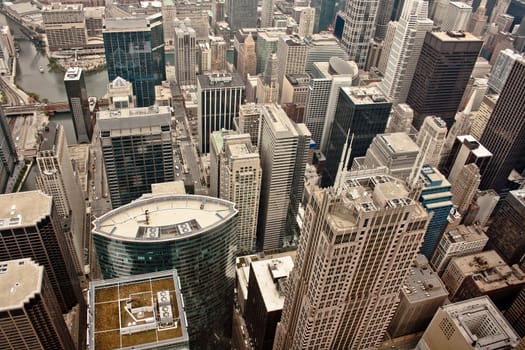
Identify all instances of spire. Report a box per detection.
[334,131,353,195]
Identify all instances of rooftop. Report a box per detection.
[39,122,59,152]
[89,270,189,350]
[379,133,420,155]
[402,255,448,302]
[0,191,51,229]
[444,225,488,244]
[98,106,170,120]
[251,257,294,311]
[64,67,83,81]
[341,86,389,105]
[433,30,482,42]
[0,258,43,312]
[92,194,237,241]
[457,135,492,158]
[441,296,519,349]
[197,72,245,90]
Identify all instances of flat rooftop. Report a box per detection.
[64,67,83,81]
[93,194,237,241]
[89,270,189,350]
[402,255,448,302]
[0,191,51,229]
[197,72,244,89]
[444,225,488,244]
[341,86,390,105]
[432,31,482,42]
[98,106,170,121]
[39,122,59,152]
[251,256,294,312]
[457,135,492,158]
[379,133,419,154]
[0,258,43,312]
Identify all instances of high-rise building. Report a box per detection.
[35,123,85,274]
[255,29,286,74]
[244,256,294,350]
[489,0,511,23]
[407,31,483,129]
[303,58,358,147]
[379,0,433,104]
[496,13,515,32]
[418,166,454,258]
[274,173,431,349]
[316,0,339,32]
[174,18,196,86]
[485,189,525,265]
[488,49,524,94]
[451,163,481,214]
[0,191,83,313]
[92,194,238,348]
[303,34,349,74]
[281,74,310,106]
[107,76,135,109]
[388,255,449,338]
[462,189,499,226]
[161,0,176,45]
[225,0,257,31]
[197,73,245,154]
[0,258,77,350]
[257,104,311,251]
[430,224,488,274]
[375,0,396,40]
[88,270,190,350]
[340,0,380,69]
[323,86,391,187]
[479,57,525,192]
[442,1,472,31]
[416,296,520,350]
[64,67,92,144]
[467,2,488,37]
[261,0,274,27]
[0,106,17,193]
[416,116,448,168]
[276,35,308,102]
[236,34,256,80]
[236,104,262,148]
[97,106,174,208]
[377,21,399,75]
[441,250,525,307]
[210,131,261,253]
[505,287,525,337]
[103,14,166,107]
[386,103,414,134]
[471,95,498,140]
[257,53,280,104]
[42,3,87,51]
[298,7,315,37]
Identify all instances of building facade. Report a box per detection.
[64,67,92,144]
[43,3,87,51]
[174,18,196,86]
[0,107,17,193]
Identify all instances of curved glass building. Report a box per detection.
[92,194,238,349]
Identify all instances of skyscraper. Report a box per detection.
[64,67,92,143]
[298,7,315,37]
[488,49,524,94]
[407,31,483,129]
[35,123,85,274]
[375,0,396,40]
[341,0,380,69]
[174,18,196,86]
[256,53,280,104]
[441,1,472,31]
[97,106,174,208]
[323,86,391,187]
[416,116,447,168]
[377,21,399,75]
[274,173,431,349]
[257,104,311,251]
[237,103,262,148]
[479,57,525,192]
[236,34,256,80]
[210,131,261,253]
[197,73,245,154]
[379,0,433,104]
[0,191,83,313]
[0,258,77,350]
[255,29,286,74]
[451,163,481,214]
[261,0,274,27]
[225,0,257,31]
[467,2,488,37]
[303,34,349,74]
[103,14,166,107]
[0,106,17,193]
[276,35,308,102]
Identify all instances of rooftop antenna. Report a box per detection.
[334,130,354,195]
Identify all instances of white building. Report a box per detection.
[442,1,472,32]
[174,18,197,86]
[297,7,315,37]
[416,116,448,168]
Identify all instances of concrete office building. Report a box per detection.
[388,255,449,338]
[244,256,294,350]
[43,3,87,51]
[442,1,472,31]
[0,191,83,314]
[471,94,497,141]
[88,270,190,350]
[407,31,483,129]
[0,258,76,350]
[281,74,310,106]
[467,3,488,37]
[386,103,415,134]
[257,104,311,251]
[488,49,524,94]
[257,53,280,104]
[261,0,274,27]
[161,0,176,45]
[298,6,315,37]
[97,106,174,208]
[303,58,358,147]
[441,250,525,307]
[255,29,286,74]
[236,104,262,148]
[64,67,92,143]
[236,34,256,80]
[375,0,396,40]
[505,287,525,337]
[418,166,454,258]
[451,163,481,214]
[340,0,380,69]
[323,86,391,187]
[197,73,245,154]
[35,123,85,274]
[92,194,238,347]
[430,224,489,274]
[377,21,399,75]
[276,35,308,102]
[379,0,433,104]
[103,14,166,107]
[0,107,17,193]
[174,18,197,86]
[107,76,135,110]
[416,116,447,168]
[479,57,525,192]
[225,0,257,31]
[416,296,520,350]
[303,34,349,74]
[443,135,492,184]
[274,174,431,349]
[486,189,525,265]
[210,132,261,253]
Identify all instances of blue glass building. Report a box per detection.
[103,14,166,107]
[418,165,453,258]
